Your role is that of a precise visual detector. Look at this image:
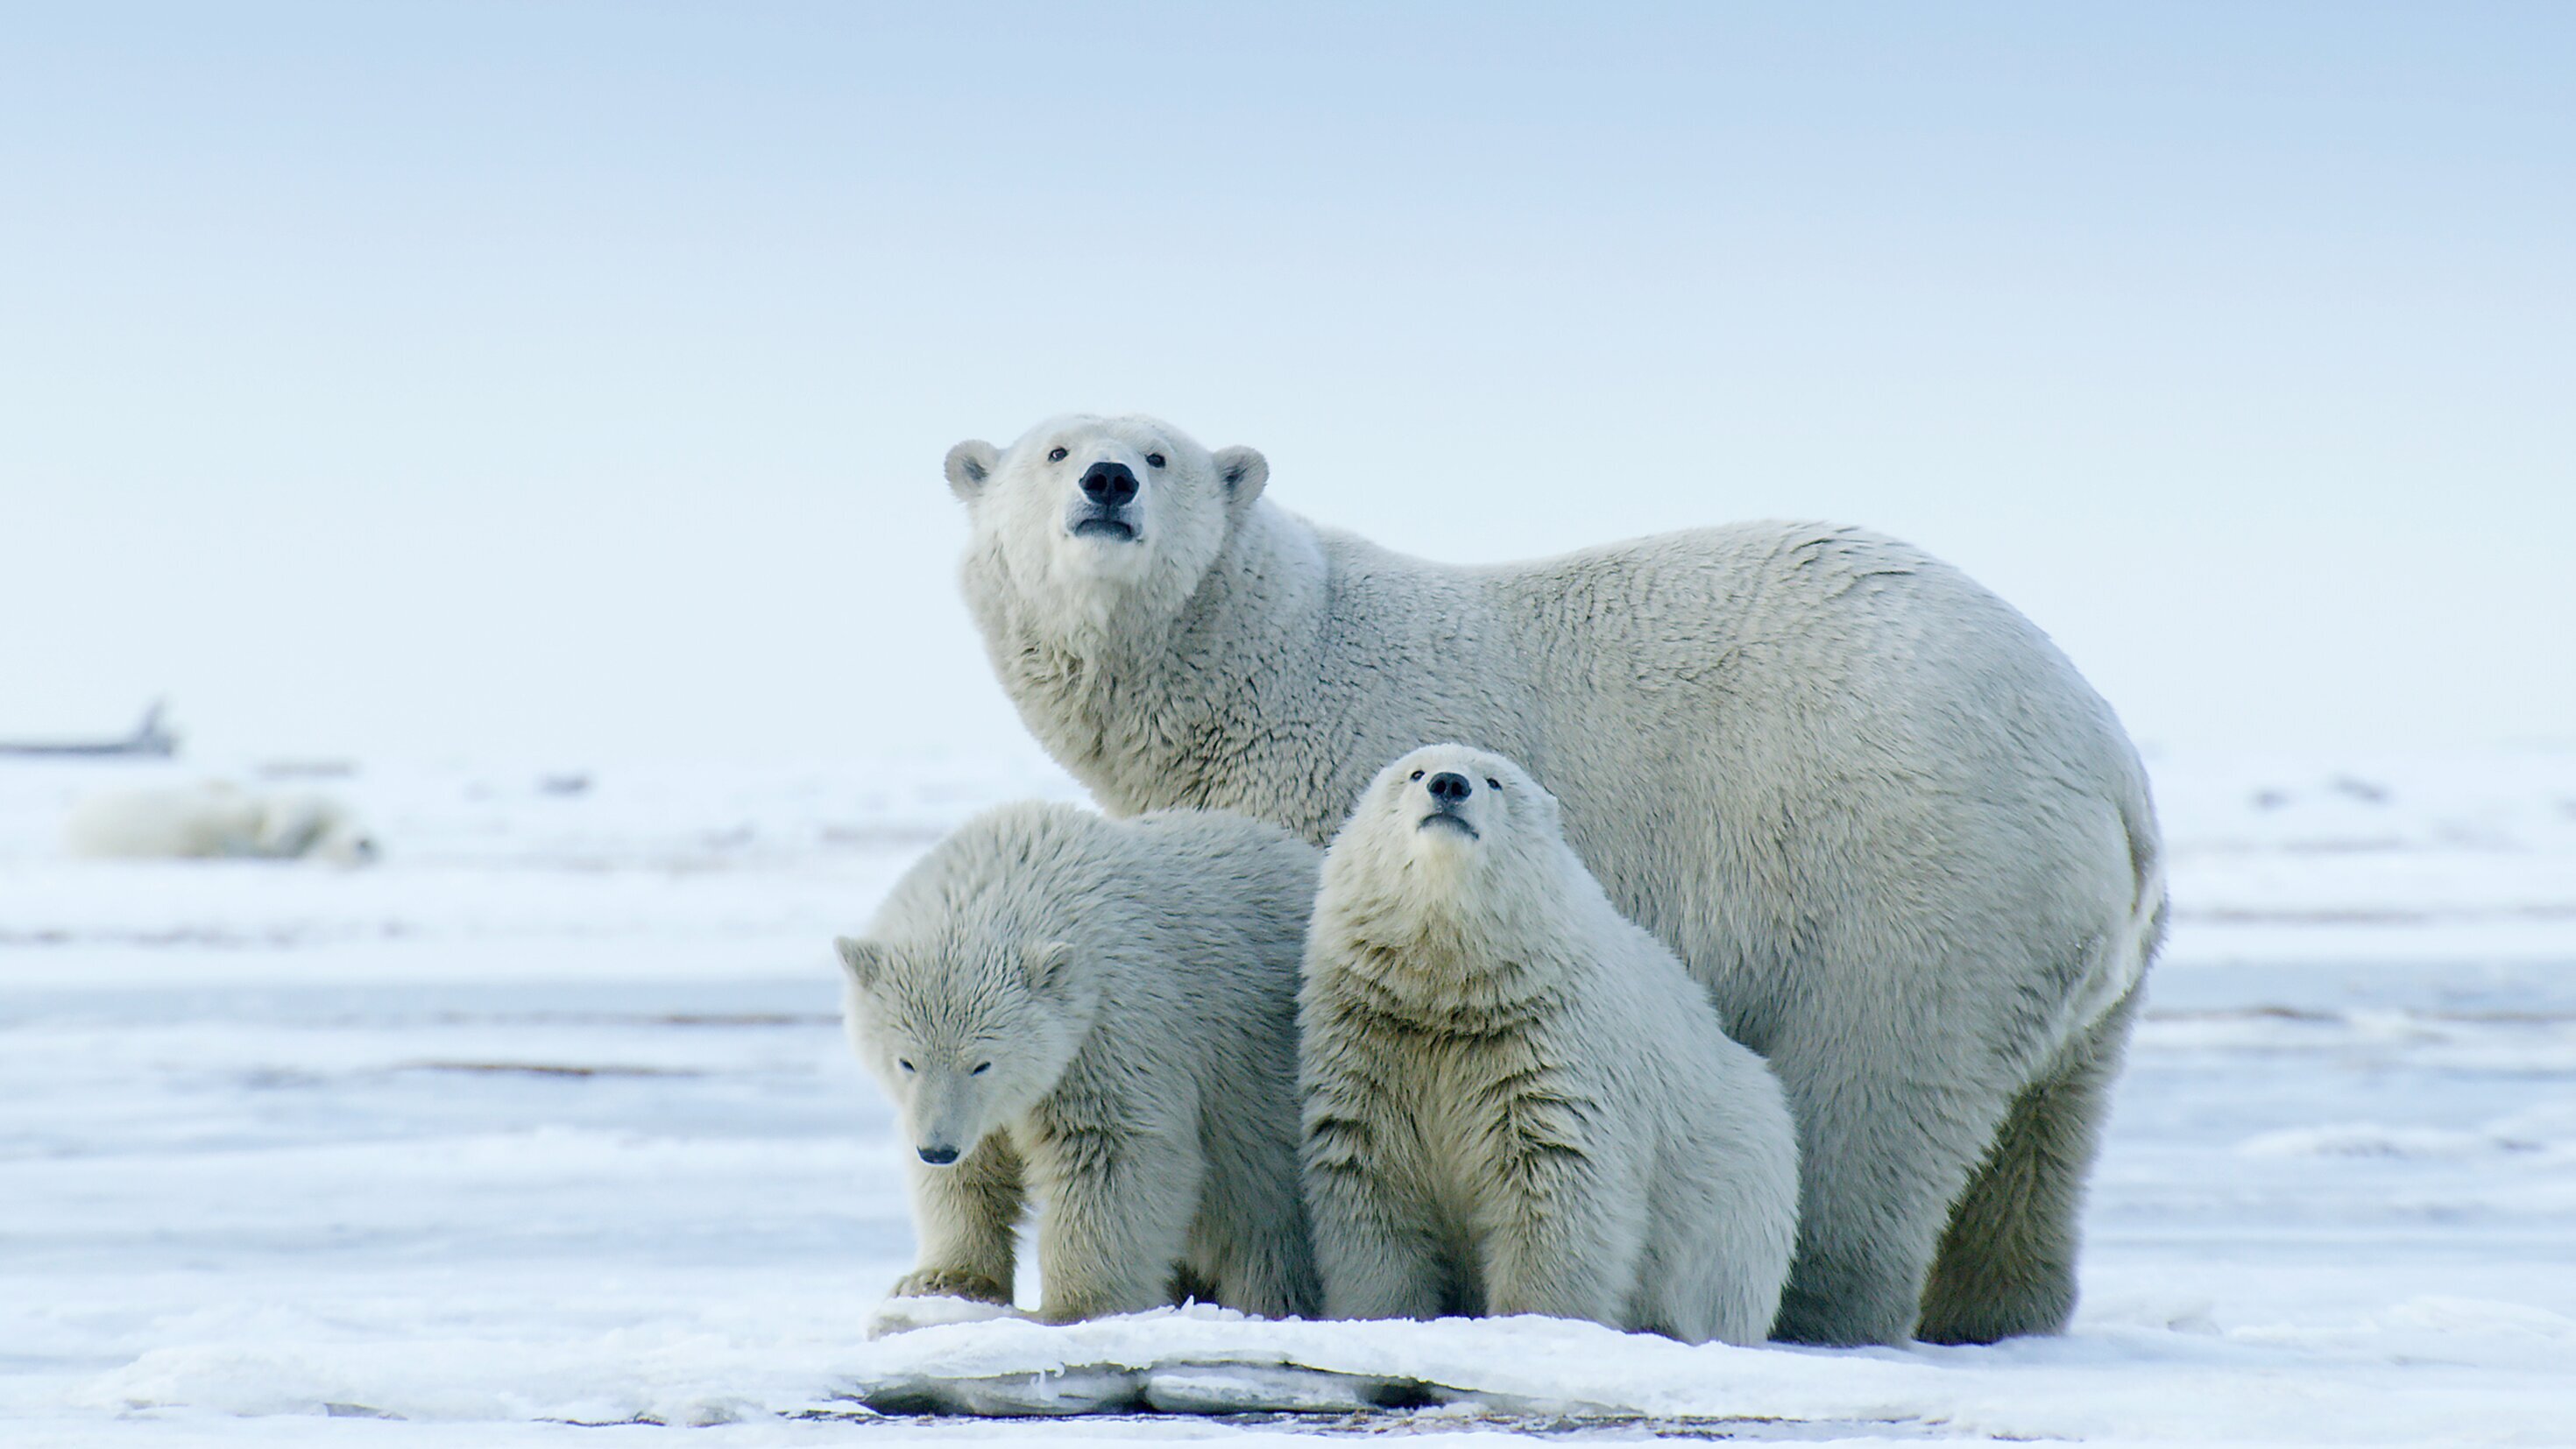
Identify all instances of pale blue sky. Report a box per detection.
[4,3,2570,764]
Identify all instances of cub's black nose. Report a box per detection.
[1426,772,1472,803]
[917,1145,959,1165]
[1079,460,1139,507]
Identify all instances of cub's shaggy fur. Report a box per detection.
[1301,745,1798,1345]
[947,413,2166,1344]
[837,802,1320,1322]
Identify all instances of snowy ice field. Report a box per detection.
[4,746,2574,1445]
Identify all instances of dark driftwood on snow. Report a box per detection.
[0,702,179,758]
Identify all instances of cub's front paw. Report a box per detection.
[888,1268,1013,1304]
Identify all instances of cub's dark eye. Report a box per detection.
[972,1062,992,1076]
[1145,453,1166,469]
[1487,777,1503,790]
[897,1059,915,1073]
[1047,447,1068,463]
[1409,770,1425,781]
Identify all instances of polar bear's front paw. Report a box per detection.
[888,1268,1014,1305]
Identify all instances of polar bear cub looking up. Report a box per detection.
[64,781,379,865]
[836,802,1321,1323]
[1301,745,1799,1346]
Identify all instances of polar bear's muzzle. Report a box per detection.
[1417,772,1483,839]
[1068,460,1143,542]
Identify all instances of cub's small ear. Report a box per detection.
[1023,940,1076,992]
[945,440,1000,502]
[1213,445,1268,507]
[835,937,888,988]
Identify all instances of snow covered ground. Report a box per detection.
[4,745,2573,1445]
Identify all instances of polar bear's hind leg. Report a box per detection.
[1916,982,2144,1345]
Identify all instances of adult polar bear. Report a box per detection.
[944,414,2164,1347]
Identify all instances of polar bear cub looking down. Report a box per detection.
[1300,745,1800,1346]
[836,802,1322,1323]
[64,782,379,865]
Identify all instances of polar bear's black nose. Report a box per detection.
[1079,460,1139,507]
[1426,772,1472,803]
[917,1145,959,1165]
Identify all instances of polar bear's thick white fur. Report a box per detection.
[64,782,379,866]
[1301,745,1799,1345]
[947,413,2167,1346]
[836,802,1322,1323]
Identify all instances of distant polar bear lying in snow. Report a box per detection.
[65,782,380,865]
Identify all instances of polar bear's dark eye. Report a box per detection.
[1409,770,1424,781]
[1145,453,1165,469]
[1488,778,1503,790]
[972,1062,991,1076]
[897,1059,914,1073]
[1046,447,1068,463]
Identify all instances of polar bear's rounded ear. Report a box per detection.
[945,441,1000,502]
[836,937,888,988]
[1023,941,1076,992]
[1213,446,1268,507]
